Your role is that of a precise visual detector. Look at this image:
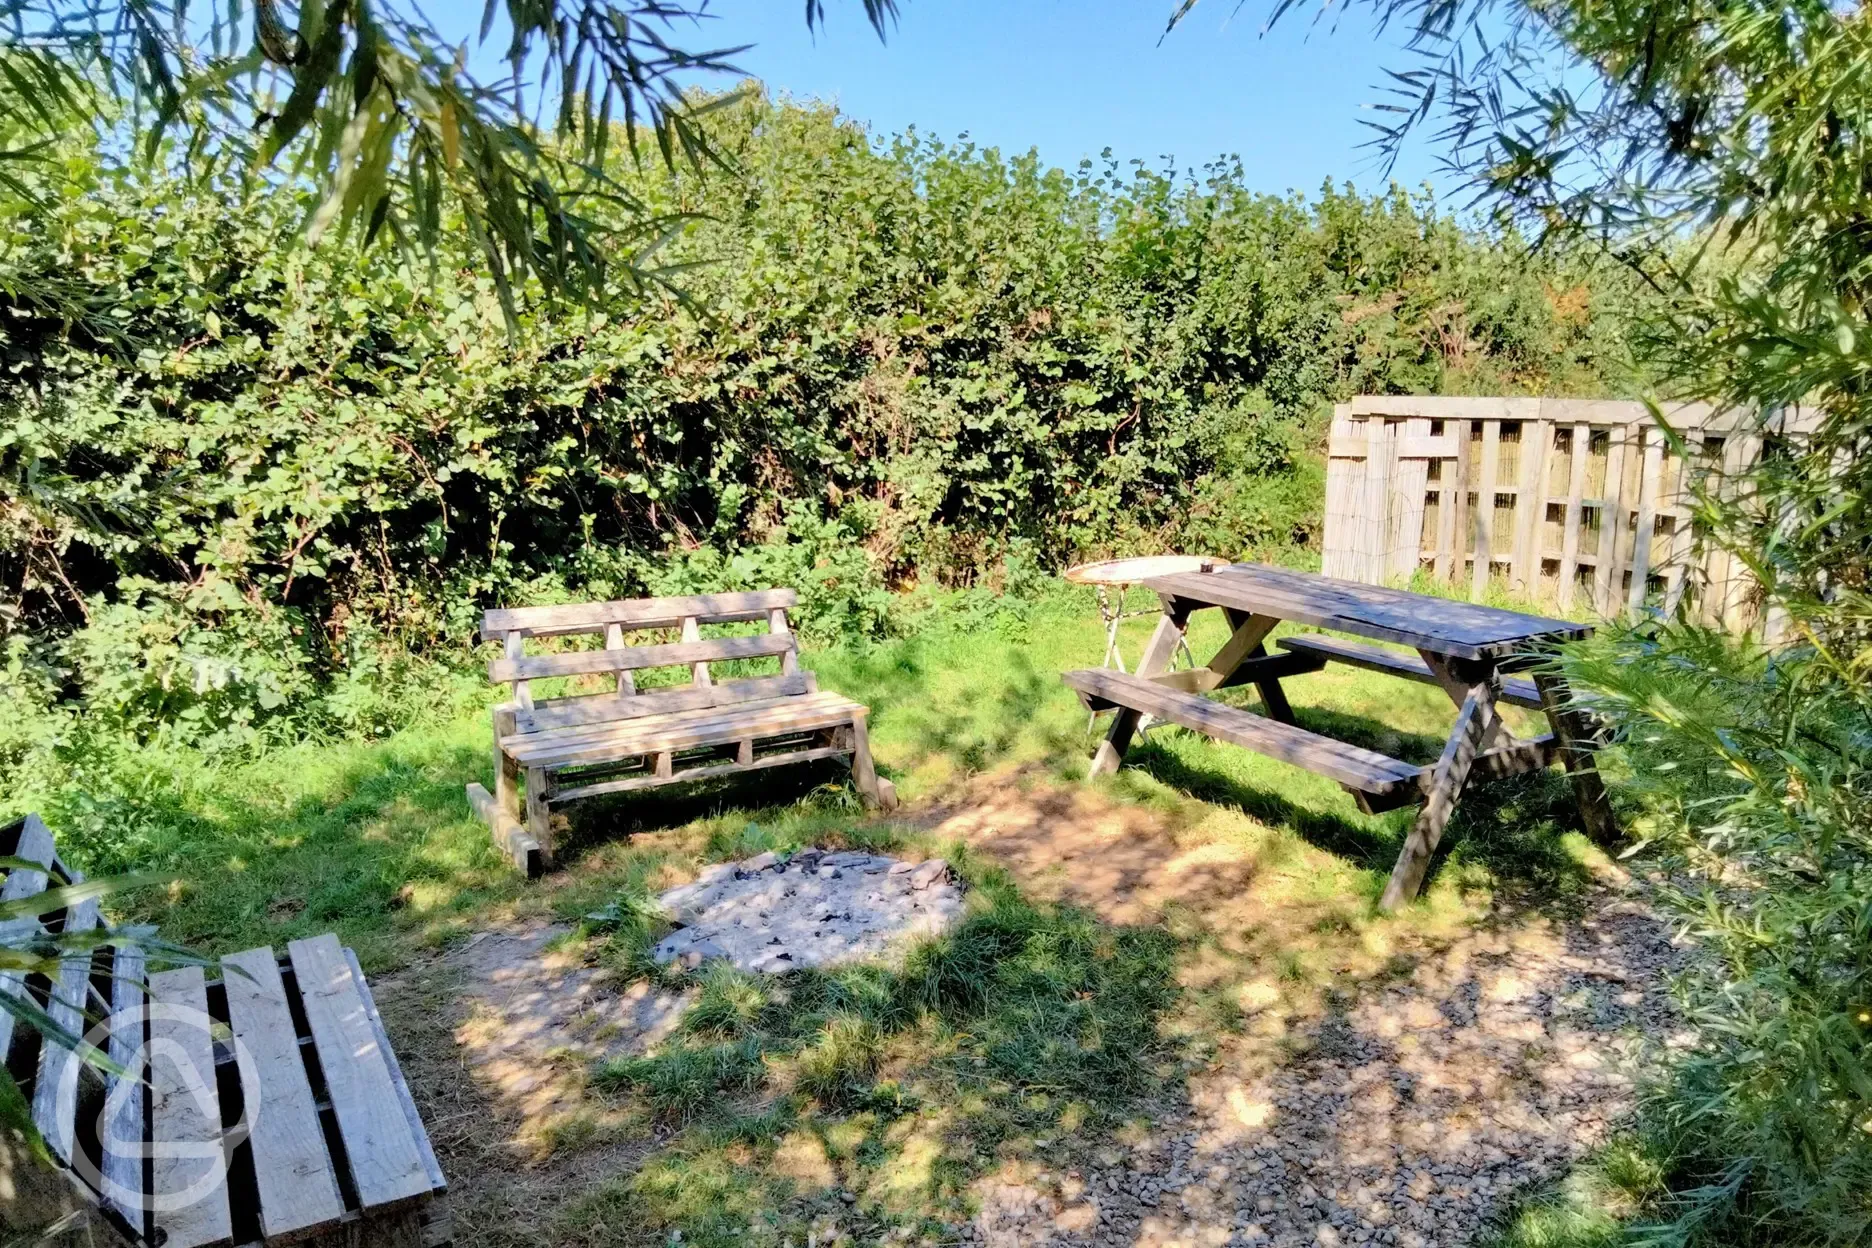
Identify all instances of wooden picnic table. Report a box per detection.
[1061,563,1618,909]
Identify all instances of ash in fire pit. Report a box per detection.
[651,848,966,975]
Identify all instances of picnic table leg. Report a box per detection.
[1534,670,1619,844]
[1380,667,1501,910]
[1220,609,1293,723]
[1416,650,1515,750]
[1089,599,1192,777]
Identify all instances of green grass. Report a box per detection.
[20,583,1634,1244]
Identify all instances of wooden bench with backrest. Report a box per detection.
[470,588,895,872]
[0,813,449,1248]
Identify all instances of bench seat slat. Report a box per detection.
[289,934,433,1213]
[223,946,347,1240]
[150,965,234,1248]
[1276,635,1544,709]
[488,632,794,684]
[1062,669,1424,797]
[481,589,798,640]
[504,693,867,770]
[501,690,844,754]
[518,672,810,733]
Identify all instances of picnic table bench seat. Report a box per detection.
[1063,668,1427,807]
[0,814,448,1248]
[1274,635,1545,710]
[471,589,895,874]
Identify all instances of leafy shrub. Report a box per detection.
[0,93,1652,747]
[1570,621,1872,1245]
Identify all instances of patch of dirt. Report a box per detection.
[369,920,693,1246]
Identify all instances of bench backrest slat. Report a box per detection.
[480,589,797,641]
[489,632,794,685]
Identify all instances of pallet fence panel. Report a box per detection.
[1320,396,1808,635]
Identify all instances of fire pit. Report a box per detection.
[652,848,967,974]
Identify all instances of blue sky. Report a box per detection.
[679,0,1446,198]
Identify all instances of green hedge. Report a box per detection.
[0,92,1651,749]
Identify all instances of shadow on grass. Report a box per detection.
[1115,708,1597,907]
[567,855,1182,1245]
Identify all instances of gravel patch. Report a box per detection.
[948,895,1683,1248]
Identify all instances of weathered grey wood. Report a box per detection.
[102,942,148,1235]
[517,674,810,733]
[288,934,433,1213]
[466,783,542,876]
[32,895,99,1163]
[524,768,551,860]
[480,589,798,639]
[1458,733,1558,782]
[222,946,347,1241]
[0,813,57,1064]
[502,631,533,713]
[1207,612,1279,679]
[489,632,794,684]
[1144,565,1588,661]
[506,693,868,769]
[1627,427,1665,616]
[770,607,801,678]
[679,615,713,688]
[149,965,234,1248]
[1594,427,1630,614]
[1470,419,1500,600]
[846,712,897,811]
[1215,608,1297,725]
[1511,418,1551,593]
[1089,601,1191,777]
[1066,669,1424,798]
[342,947,446,1198]
[552,745,852,802]
[1148,648,1325,693]
[1380,678,1499,910]
[1534,671,1619,844]
[1557,423,1591,610]
[1274,635,1543,710]
[604,622,633,695]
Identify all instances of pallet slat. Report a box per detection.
[223,946,347,1241]
[0,814,57,1064]
[32,895,100,1162]
[287,934,433,1213]
[103,942,148,1234]
[149,965,234,1248]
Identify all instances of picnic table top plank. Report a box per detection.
[1145,563,1590,659]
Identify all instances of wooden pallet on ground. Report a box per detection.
[0,814,449,1248]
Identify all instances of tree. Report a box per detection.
[0,0,897,320]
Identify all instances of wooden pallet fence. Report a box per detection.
[1321,396,1807,633]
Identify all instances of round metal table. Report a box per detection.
[1063,555,1224,728]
